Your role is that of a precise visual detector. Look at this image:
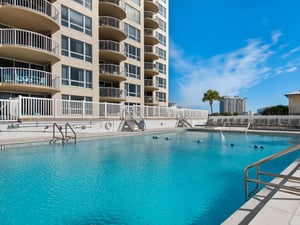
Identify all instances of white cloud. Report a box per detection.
[281,46,300,59]
[286,67,297,73]
[170,32,284,109]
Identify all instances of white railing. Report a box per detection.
[0,29,59,56]
[0,67,59,88]
[99,16,123,30]
[0,98,18,121]
[144,45,156,54]
[0,0,59,22]
[208,115,300,128]
[99,40,124,53]
[144,79,157,87]
[99,87,124,99]
[98,0,120,6]
[144,62,157,71]
[144,96,158,104]
[144,11,158,21]
[99,63,124,77]
[0,96,208,121]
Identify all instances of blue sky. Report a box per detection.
[169,0,300,113]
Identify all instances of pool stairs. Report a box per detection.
[50,123,76,144]
[120,108,145,132]
[176,118,192,128]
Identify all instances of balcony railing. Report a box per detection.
[98,0,120,5]
[100,87,124,98]
[99,40,123,53]
[145,28,156,36]
[144,45,155,53]
[99,63,125,77]
[99,16,123,30]
[144,11,158,21]
[144,79,157,87]
[0,67,59,89]
[0,0,59,22]
[0,28,59,56]
[145,96,158,104]
[144,62,157,71]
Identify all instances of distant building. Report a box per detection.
[285,90,300,115]
[220,96,247,114]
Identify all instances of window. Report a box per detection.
[73,0,92,9]
[61,5,92,36]
[156,92,166,102]
[125,83,140,97]
[157,62,166,74]
[157,47,166,60]
[124,23,140,42]
[125,63,140,79]
[125,43,140,61]
[156,77,166,88]
[158,18,166,32]
[156,32,166,46]
[61,36,92,62]
[125,3,140,24]
[158,3,166,18]
[62,65,92,88]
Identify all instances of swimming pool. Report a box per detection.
[0,131,299,225]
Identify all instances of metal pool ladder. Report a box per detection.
[244,144,300,200]
[50,123,76,144]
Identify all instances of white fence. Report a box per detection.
[0,96,208,121]
[208,115,300,128]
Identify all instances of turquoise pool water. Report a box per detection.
[0,131,299,225]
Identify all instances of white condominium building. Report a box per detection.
[0,0,169,107]
[220,96,247,114]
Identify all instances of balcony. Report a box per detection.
[144,0,159,13]
[144,11,159,29]
[144,28,159,45]
[99,87,126,103]
[99,16,126,41]
[98,0,126,19]
[99,40,126,63]
[0,0,59,34]
[99,63,126,82]
[144,62,159,76]
[0,67,60,94]
[144,96,159,106]
[144,79,159,91]
[144,45,159,61]
[0,29,60,64]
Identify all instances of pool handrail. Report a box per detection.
[65,123,76,144]
[244,143,300,200]
[52,123,64,144]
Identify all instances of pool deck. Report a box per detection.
[1,126,300,224]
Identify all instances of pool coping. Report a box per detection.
[0,128,185,149]
[2,127,300,149]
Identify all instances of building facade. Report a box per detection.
[219,96,246,114]
[0,0,169,107]
[285,91,300,115]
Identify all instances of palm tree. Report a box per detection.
[202,90,221,114]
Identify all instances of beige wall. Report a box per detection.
[288,95,300,115]
[52,1,99,102]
